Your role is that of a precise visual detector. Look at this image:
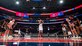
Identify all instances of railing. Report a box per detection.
[17,21,63,24]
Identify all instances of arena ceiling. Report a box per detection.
[0,0,82,13]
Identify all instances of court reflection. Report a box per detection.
[0,41,82,46]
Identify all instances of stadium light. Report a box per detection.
[43,6,46,9]
[33,7,36,9]
[60,0,63,4]
[16,1,19,5]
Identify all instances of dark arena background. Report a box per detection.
[0,0,82,46]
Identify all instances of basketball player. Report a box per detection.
[80,21,82,31]
[37,18,44,37]
[74,17,81,35]
[61,23,68,38]
[7,19,15,29]
[4,19,15,37]
[66,18,78,38]
[69,16,80,37]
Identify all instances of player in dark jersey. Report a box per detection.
[68,16,79,38]
[65,17,78,38]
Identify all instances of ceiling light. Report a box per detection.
[60,0,63,4]
[16,1,19,5]
[26,0,30,1]
[33,7,35,9]
[43,6,46,9]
